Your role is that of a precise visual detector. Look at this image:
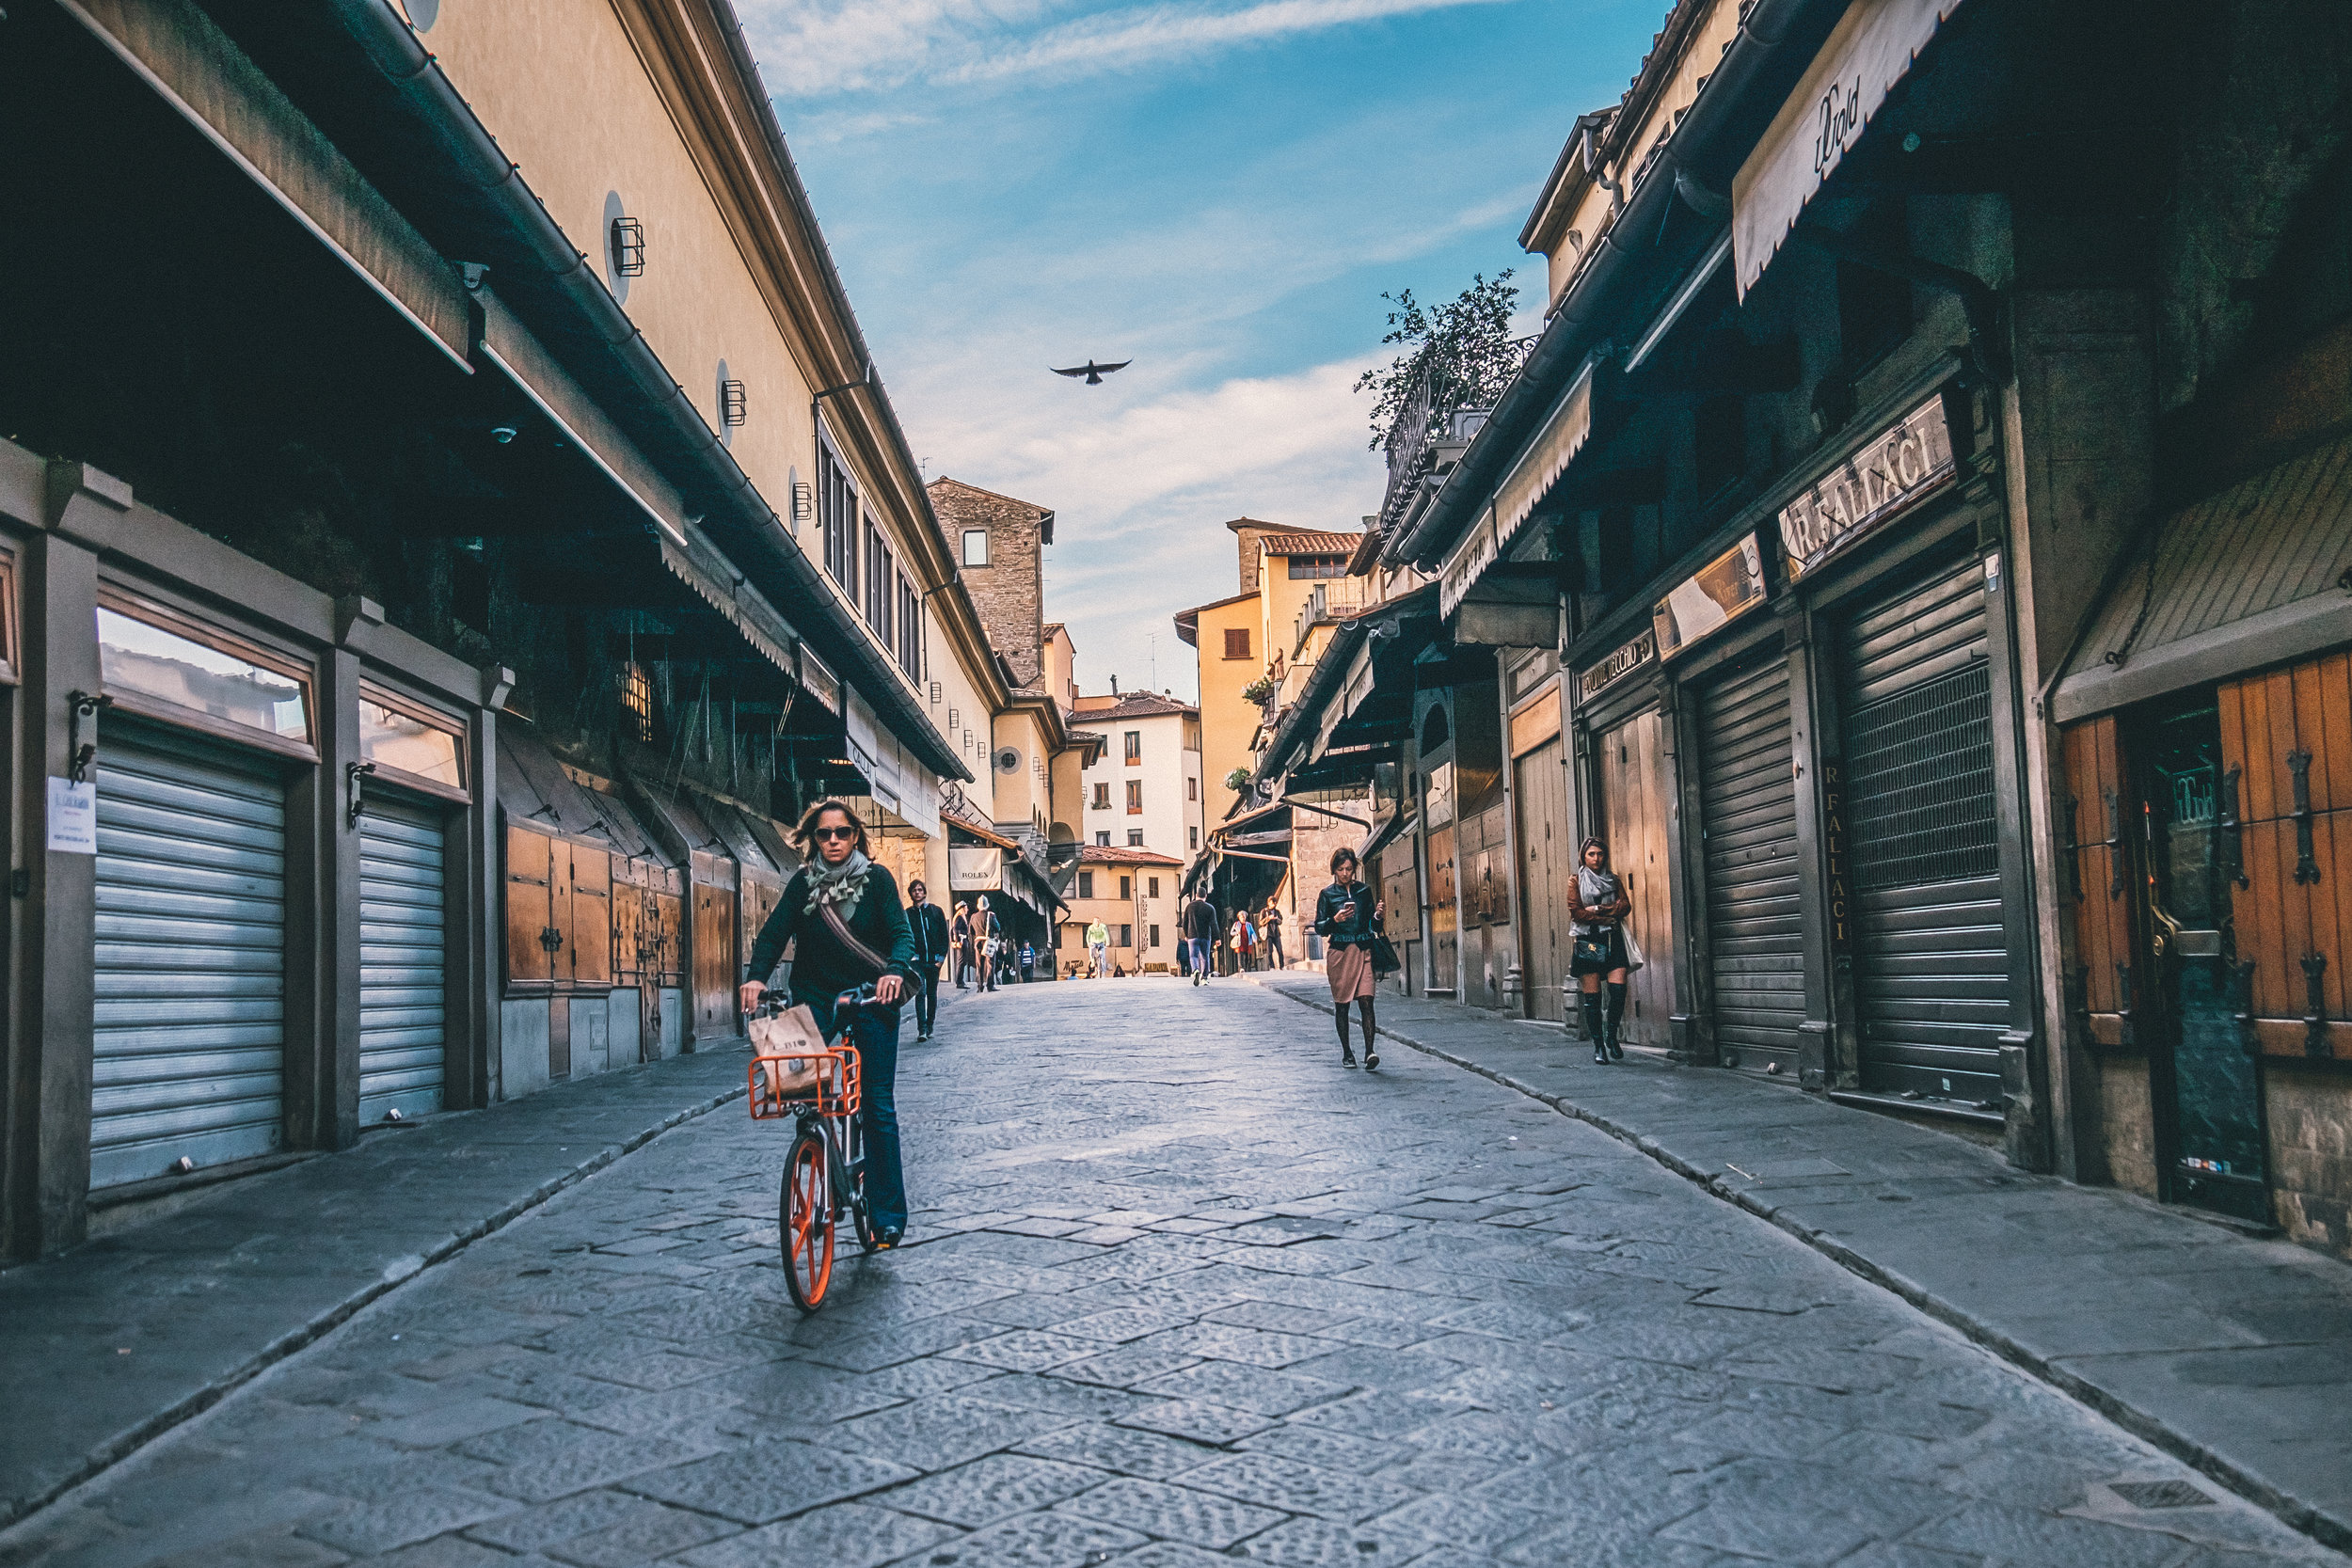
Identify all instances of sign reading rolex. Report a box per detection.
[1777,394,1957,578]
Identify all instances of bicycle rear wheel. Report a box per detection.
[779,1127,835,1311]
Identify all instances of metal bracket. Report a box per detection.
[2100,785,2125,898]
[541,925,564,955]
[2288,750,2321,885]
[2302,950,2330,1057]
[343,761,377,828]
[2217,764,2247,890]
[2114,961,2135,1047]
[2061,795,2084,900]
[67,690,113,784]
[2064,963,2091,1043]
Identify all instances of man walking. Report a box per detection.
[905,878,949,1041]
[1184,893,1216,985]
[1086,917,1110,978]
[1019,941,1037,983]
[1262,900,1286,970]
[975,896,1000,992]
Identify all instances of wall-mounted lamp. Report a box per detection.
[720,380,748,428]
[68,689,113,783]
[610,216,645,277]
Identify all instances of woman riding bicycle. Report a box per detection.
[739,799,915,1248]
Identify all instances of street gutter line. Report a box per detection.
[1,1078,750,1535]
[1253,979,2352,1555]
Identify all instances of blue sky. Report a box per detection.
[742,0,1666,701]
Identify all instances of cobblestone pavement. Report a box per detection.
[6,978,2341,1568]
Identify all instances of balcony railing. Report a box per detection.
[1375,362,1503,534]
[1292,580,1371,656]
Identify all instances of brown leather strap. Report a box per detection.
[818,898,893,974]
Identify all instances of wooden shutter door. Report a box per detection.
[2062,717,2136,1046]
[2220,656,2352,1060]
[569,846,612,987]
[505,827,552,985]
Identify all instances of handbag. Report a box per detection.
[749,1004,828,1101]
[1622,924,1646,974]
[1370,931,1402,975]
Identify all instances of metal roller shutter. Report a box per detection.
[91,725,287,1188]
[1697,654,1804,1074]
[359,796,446,1123]
[1839,555,2005,1104]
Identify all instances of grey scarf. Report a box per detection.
[804,850,870,920]
[1573,863,1622,936]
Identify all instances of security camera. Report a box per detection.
[491,425,516,445]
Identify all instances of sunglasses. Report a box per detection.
[811,826,859,843]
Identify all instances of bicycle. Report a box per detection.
[748,986,882,1311]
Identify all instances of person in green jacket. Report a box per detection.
[739,799,915,1247]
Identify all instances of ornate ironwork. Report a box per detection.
[2114,960,2135,1047]
[2287,749,2321,885]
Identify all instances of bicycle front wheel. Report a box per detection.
[779,1127,835,1312]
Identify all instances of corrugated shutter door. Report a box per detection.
[360,796,446,1123]
[92,725,287,1188]
[1839,555,2006,1104]
[1697,654,1804,1073]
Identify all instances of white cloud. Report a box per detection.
[742,0,1517,97]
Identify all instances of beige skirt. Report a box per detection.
[1327,942,1375,1003]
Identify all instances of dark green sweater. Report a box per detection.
[746,863,916,1006]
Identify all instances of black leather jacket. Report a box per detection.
[1312,881,1382,948]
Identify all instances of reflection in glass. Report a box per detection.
[360,699,462,787]
[98,608,308,739]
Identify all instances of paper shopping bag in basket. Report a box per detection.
[750,1005,828,1101]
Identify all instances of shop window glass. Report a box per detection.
[99,604,309,743]
[359,690,465,791]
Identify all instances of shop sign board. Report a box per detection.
[1733,0,1968,295]
[947,846,1002,892]
[1579,627,1656,703]
[1776,394,1957,578]
[1654,534,1769,659]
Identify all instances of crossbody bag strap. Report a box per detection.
[818,899,894,974]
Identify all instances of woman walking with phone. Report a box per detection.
[1571,836,1632,1064]
[1313,848,1385,1069]
[739,800,916,1248]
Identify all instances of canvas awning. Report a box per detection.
[1440,359,1595,618]
[2052,435,2352,723]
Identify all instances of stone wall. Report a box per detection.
[2267,1065,2352,1259]
[932,478,1045,687]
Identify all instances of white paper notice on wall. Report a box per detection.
[47,777,97,855]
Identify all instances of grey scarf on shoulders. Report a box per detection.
[803,850,870,920]
[1573,864,1621,935]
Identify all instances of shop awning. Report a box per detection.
[1734,0,1969,297]
[2052,435,2352,724]
[1439,359,1595,619]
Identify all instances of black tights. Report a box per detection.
[1335,996,1376,1052]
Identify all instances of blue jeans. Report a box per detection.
[1187,937,1209,975]
[799,990,908,1233]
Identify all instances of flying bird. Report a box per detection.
[1052,359,1132,386]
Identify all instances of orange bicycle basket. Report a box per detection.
[748,1045,862,1119]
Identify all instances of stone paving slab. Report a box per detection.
[1255,972,2352,1550]
[0,1047,756,1529]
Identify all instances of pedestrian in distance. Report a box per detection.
[739,798,914,1249]
[1019,941,1036,983]
[975,896,1000,992]
[1571,836,1633,1064]
[950,901,974,990]
[1313,847,1384,1069]
[1262,901,1285,970]
[1185,892,1217,985]
[905,878,949,1042]
[1086,917,1110,978]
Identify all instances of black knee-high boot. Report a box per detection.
[1604,981,1628,1060]
[1335,1005,1357,1065]
[1357,999,1379,1069]
[1580,990,1607,1063]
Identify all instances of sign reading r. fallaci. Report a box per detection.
[1776,393,1956,579]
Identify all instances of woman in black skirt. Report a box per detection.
[1570,836,1631,1064]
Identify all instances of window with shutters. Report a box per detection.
[1118,876,1131,899]
[1126,781,1143,814]
[1091,783,1110,810]
[819,441,857,601]
[1286,555,1348,579]
[1149,924,1161,948]
[1096,831,1110,846]
[1127,830,1144,846]
[1077,871,1094,898]
[1188,826,1199,849]
[1223,627,1250,659]
[1124,731,1142,763]
[1148,877,1160,897]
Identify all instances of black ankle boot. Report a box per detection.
[1580,993,1607,1064]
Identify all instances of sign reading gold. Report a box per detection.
[1777,394,1955,578]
